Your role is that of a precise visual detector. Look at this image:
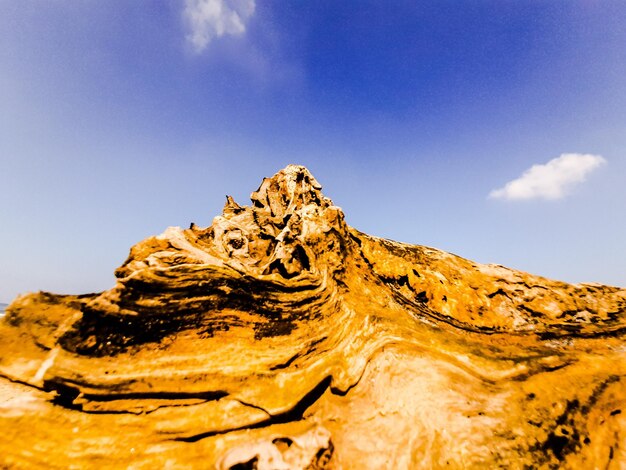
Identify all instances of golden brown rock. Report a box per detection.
[1,165,625,469]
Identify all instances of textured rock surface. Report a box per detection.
[1,165,625,469]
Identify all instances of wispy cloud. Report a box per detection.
[183,0,255,53]
[489,153,606,201]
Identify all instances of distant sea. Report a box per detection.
[0,303,7,317]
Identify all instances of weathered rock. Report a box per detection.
[1,164,625,469]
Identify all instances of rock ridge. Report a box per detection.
[0,164,625,469]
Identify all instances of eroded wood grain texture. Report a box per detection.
[1,165,625,469]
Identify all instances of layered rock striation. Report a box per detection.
[1,165,625,469]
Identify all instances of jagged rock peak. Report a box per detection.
[250,164,331,218]
[204,165,347,279]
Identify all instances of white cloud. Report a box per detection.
[489,153,606,201]
[183,0,255,52]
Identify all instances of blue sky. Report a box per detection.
[1,1,625,302]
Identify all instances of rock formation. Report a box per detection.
[1,165,625,469]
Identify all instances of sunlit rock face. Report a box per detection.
[1,164,625,469]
